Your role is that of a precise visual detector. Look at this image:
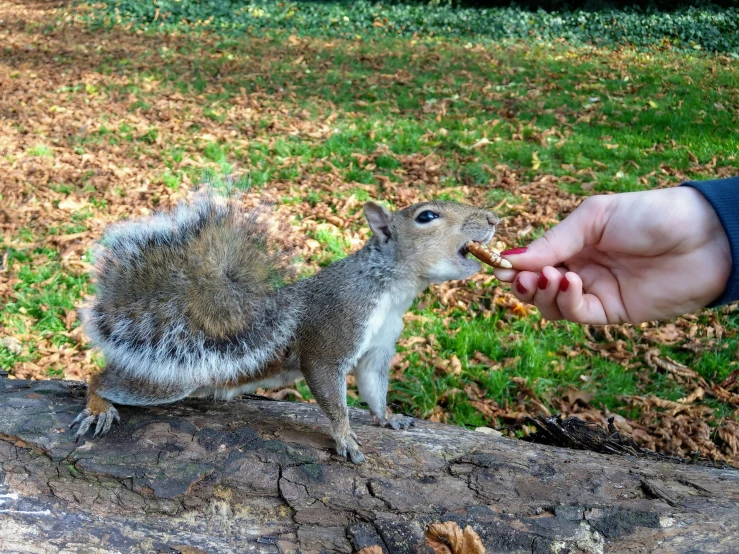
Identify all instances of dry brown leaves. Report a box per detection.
[625,345,739,463]
[625,380,739,463]
[482,316,739,465]
[426,521,486,554]
[627,400,738,460]
[550,315,739,465]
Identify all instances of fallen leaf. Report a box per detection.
[718,369,738,391]
[426,521,486,554]
[561,388,593,408]
[474,426,502,436]
[0,336,23,355]
[58,197,89,211]
[677,388,704,404]
[531,151,541,170]
[63,309,78,330]
[644,349,699,378]
[717,421,739,456]
[449,354,462,375]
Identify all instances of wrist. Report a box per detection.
[680,180,736,306]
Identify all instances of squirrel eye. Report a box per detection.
[415,210,440,224]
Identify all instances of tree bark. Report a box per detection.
[1,379,738,554]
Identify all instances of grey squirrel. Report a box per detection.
[71,189,500,463]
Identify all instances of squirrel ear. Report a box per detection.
[364,202,392,242]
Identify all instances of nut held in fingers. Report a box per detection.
[466,241,513,269]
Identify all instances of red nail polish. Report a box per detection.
[560,275,570,292]
[501,247,528,256]
[516,280,527,295]
[537,273,548,290]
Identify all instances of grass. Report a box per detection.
[1,0,737,458]
[27,144,54,157]
[56,35,739,192]
[1,244,88,381]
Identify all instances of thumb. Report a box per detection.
[503,196,613,271]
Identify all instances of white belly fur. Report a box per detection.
[192,369,303,401]
[351,289,416,368]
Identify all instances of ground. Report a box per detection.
[1,0,738,465]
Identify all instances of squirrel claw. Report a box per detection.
[349,430,362,447]
[71,409,95,442]
[373,414,415,431]
[335,433,366,464]
[71,406,120,442]
[346,447,366,465]
[70,408,92,429]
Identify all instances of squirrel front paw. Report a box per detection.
[373,413,415,431]
[334,430,366,464]
[70,405,120,441]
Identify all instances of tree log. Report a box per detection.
[1,379,738,554]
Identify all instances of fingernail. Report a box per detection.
[560,275,570,292]
[516,280,528,295]
[501,247,528,256]
[537,273,548,290]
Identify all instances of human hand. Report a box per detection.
[493,187,731,325]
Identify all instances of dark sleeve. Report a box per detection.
[681,176,739,307]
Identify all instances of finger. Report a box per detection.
[531,266,565,321]
[501,196,613,271]
[510,272,539,303]
[556,271,609,325]
[492,267,518,282]
[494,260,567,285]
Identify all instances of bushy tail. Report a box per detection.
[81,189,301,386]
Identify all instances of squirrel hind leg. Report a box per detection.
[302,364,366,464]
[71,375,120,441]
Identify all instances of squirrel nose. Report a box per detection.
[486,212,499,227]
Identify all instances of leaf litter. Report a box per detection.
[0,0,737,467]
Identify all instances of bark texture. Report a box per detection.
[1,379,738,554]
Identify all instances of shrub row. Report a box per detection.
[410,0,738,10]
[85,0,739,53]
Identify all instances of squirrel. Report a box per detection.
[71,189,500,463]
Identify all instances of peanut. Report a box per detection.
[466,241,512,269]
